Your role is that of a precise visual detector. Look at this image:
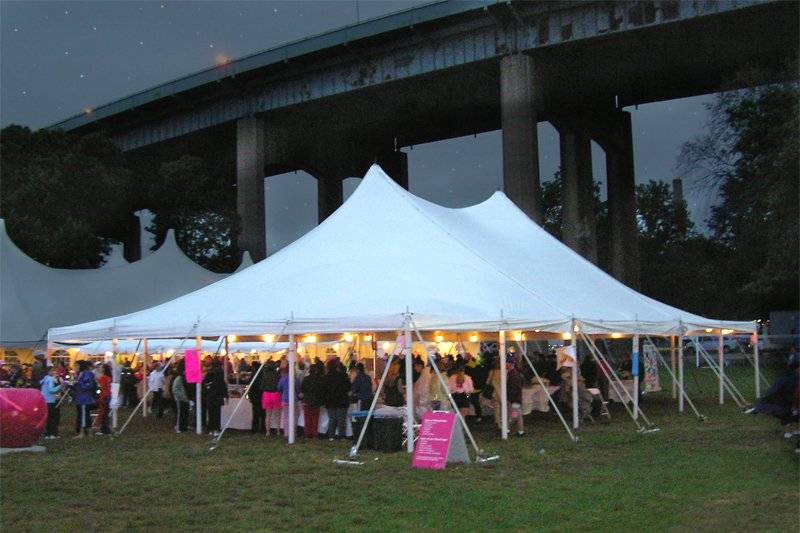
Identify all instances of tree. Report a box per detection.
[146,155,240,272]
[0,125,134,268]
[680,76,799,317]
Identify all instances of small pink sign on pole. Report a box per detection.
[412,411,457,470]
[184,349,201,384]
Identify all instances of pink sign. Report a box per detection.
[412,411,456,470]
[184,349,201,384]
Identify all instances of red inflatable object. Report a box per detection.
[0,388,47,448]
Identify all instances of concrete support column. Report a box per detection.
[237,117,267,262]
[318,176,344,223]
[603,111,640,288]
[123,213,141,262]
[376,151,408,190]
[559,120,598,263]
[500,54,542,223]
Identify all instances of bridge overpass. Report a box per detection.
[51,0,799,287]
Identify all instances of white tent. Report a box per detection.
[48,165,754,342]
[0,221,242,347]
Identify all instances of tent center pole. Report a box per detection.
[718,333,724,405]
[288,334,296,444]
[403,320,414,453]
[571,320,579,430]
[499,329,508,440]
[195,336,202,435]
[632,334,640,420]
[753,331,761,400]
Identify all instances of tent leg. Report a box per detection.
[692,339,746,408]
[288,334,296,444]
[633,334,640,420]
[646,336,703,419]
[499,330,508,439]
[142,338,149,417]
[678,335,685,413]
[349,342,397,458]
[112,337,119,429]
[516,340,577,442]
[571,321,579,430]
[403,321,414,453]
[754,332,761,400]
[670,336,677,399]
[718,333,724,405]
[195,336,202,435]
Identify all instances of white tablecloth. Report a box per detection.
[521,385,560,414]
[220,399,354,436]
[609,379,636,404]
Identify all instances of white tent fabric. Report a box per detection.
[1,221,239,347]
[48,165,754,342]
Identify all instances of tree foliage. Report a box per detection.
[0,125,134,268]
[146,155,239,273]
[680,79,799,317]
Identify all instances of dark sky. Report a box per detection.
[1,1,717,254]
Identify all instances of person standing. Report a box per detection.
[506,355,525,437]
[464,352,487,422]
[171,361,190,433]
[248,362,265,434]
[447,364,475,420]
[350,362,374,411]
[324,359,351,440]
[92,364,112,435]
[260,361,281,436]
[300,361,325,439]
[40,366,63,439]
[278,365,301,439]
[147,363,166,418]
[72,361,97,438]
[202,360,228,436]
[30,353,47,390]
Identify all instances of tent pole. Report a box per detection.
[112,337,119,429]
[645,336,703,419]
[678,332,685,413]
[694,336,700,368]
[692,338,746,407]
[753,331,761,400]
[632,334,640,420]
[349,341,398,458]
[581,332,649,429]
[403,319,414,453]
[288,334,296,444]
[515,340,577,442]
[499,329,508,440]
[670,336,677,399]
[195,336,202,435]
[718,333,724,405]
[142,338,149,418]
[571,320,579,430]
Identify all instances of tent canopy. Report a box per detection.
[1,221,242,347]
[48,166,754,342]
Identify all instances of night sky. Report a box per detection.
[1,1,717,254]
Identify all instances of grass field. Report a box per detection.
[2,364,797,532]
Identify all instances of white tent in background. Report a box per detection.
[0,221,245,348]
[49,165,754,342]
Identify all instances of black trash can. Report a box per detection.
[351,411,375,450]
[373,415,403,453]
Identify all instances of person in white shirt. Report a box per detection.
[148,363,166,418]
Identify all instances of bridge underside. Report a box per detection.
[122,1,797,288]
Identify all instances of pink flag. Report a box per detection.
[184,349,201,384]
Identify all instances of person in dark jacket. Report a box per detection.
[73,360,97,437]
[30,353,47,390]
[300,361,325,439]
[383,360,405,407]
[324,359,351,440]
[506,355,525,437]
[260,361,281,436]
[248,361,265,434]
[202,360,228,436]
[464,353,487,422]
[350,362,374,411]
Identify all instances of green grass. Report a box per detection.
[2,365,797,532]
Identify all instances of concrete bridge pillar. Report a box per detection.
[318,176,344,223]
[557,118,598,264]
[599,111,640,289]
[500,54,542,224]
[237,117,267,262]
[376,151,408,190]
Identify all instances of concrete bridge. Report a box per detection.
[51,0,798,287]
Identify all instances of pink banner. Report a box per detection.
[184,349,201,384]
[412,411,456,470]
